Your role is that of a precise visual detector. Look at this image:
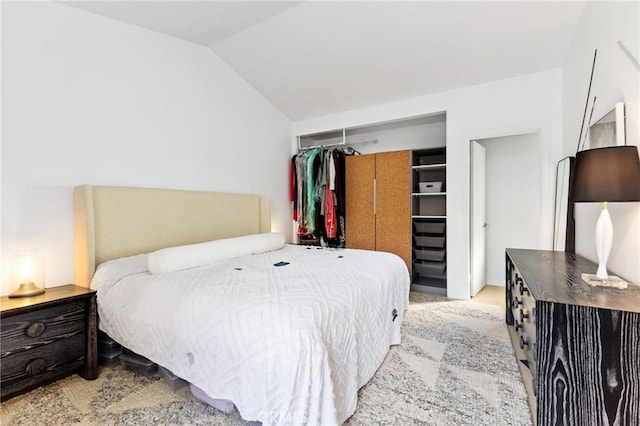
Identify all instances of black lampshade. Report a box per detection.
[570,146,640,202]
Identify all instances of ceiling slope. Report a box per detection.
[62,1,585,120]
[212,1,584,119]
[62,1,301,45]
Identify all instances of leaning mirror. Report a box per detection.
[553,156,575,252]
[587,102,625,149]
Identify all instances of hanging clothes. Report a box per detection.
[290,146,352,247]
[304,148,321,234]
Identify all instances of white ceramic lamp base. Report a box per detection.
[595,202,612,279]
[580,202,627,289]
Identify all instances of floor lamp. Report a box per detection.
[570,145,640,288]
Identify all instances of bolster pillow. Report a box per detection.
[148,232,285,274]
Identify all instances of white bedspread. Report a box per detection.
[92,244,410,425]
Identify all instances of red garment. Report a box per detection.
[290,155,297,221]
[325,186,337,238]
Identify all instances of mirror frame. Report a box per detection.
[553,156,575,252]
[587,102,625,149]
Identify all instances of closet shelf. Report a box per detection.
[411,146,447,294]
[412,192,446,196]
[412,164,446,171]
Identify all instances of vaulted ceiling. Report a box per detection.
[63,1,585,120]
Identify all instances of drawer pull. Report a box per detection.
[513,297,523,307]
[515,321,522,332]
[519,282,529,295]
[26,322,46,338]
[520,309,529,322]
[520,336,529,349]
[25,358,46,376]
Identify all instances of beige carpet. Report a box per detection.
[1,292,532,425]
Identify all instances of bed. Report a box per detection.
[74,185,410,425]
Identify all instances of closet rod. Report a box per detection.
[298,138,379,152]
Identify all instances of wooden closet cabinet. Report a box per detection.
[345,150,411,270]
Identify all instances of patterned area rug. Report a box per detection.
[1,292,532,425]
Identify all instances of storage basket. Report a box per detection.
[120,349,158,377]
[414,248,446,262]
[414,236,446,248]
[159,366,188,392]
[414,222,445,234]
[98,337,122,365]
[419,182,443,193]
[414,261,446,277]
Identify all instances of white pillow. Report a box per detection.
[148,232,285,274]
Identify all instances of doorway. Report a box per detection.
[470,133,542,296]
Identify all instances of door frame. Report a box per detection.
[466,126,551,294]
[470,140,487,297]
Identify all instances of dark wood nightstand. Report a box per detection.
[1,285,98,401]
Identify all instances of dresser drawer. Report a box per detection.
[1,300,86,356]
[519,306,537,392]
[1,333,85,398]
[507,258,539,397]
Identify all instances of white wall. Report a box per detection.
[1,2,291,295]
[479,134,541,286]
[293,69,563,300]
[562,1,640,285]
[344,115,446,155]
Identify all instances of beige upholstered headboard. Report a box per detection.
[74,185,271,287]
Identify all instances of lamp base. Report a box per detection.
[8,282,46,298]
[581,273,627,289]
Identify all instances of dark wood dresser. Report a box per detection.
[1,285,98,401]
[506,249,640,425]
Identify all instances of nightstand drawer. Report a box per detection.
[1,300,86,356]
[0,333,85,398]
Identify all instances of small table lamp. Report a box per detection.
[9,249,45,298]
[570,145,640,287]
